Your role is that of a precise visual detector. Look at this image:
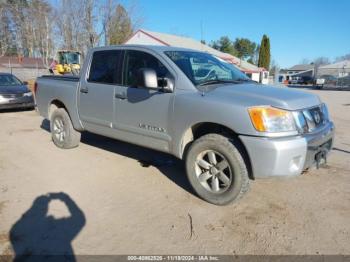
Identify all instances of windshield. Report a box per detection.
[60,52,80,64]
[0,74,22,86]
[165,51,250,86]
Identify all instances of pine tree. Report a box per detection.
[109,4,133,45]
[258,35,271,70]
[233,38,256,60]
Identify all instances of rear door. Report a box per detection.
[78,50,123,133]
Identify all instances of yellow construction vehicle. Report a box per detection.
[50,50,81,75]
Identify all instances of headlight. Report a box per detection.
[248,106,296,132]
[24,91,33,97]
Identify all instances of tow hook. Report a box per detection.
[315,150,327,169]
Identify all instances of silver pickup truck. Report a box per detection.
[35,45,334,205]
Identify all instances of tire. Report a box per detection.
[185,134,250,205]
[50,108,81,149]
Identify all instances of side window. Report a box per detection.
[88,50,122,84]
[123,50,169,86]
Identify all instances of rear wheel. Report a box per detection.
[50,108,81,149]
[185,134,250,205]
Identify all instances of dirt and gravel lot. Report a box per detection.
[0,88,349,256]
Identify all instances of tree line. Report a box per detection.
[300,53,350,67]
[0,0,141,66]
[0,0,279,71]
[209,34,271,70]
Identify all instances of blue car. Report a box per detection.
[0,73,35,110]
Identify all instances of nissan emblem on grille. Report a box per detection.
[313,111,321,124]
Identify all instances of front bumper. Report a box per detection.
[0,95,35,110]
[240,121,335,178]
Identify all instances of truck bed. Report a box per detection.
[40,75,80,82]
[35,74,82,130]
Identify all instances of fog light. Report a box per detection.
[289,156,303,173]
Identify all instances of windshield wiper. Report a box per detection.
[198,78,254,86]
[234,78,254,82]
[198,79,239,86]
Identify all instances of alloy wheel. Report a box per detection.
[194,150,232,193]
[52,117,66,143]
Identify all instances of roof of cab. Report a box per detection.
[89,44,207,54]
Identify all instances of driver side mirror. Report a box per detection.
[23,81,28,85]
[137,68,159,90]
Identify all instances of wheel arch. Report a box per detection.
[48,98,84,131]
[48,99,68,119]
[179,122,254,180]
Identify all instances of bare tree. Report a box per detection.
[127,0,144,32]
[55,0,81,50]
[0,2,12,56]
[313,57,330,66]
[300,58,310,64]
[55,0,101,56]
[335,54,350,62]
[82,0,99,49]
[312,57,330,78]
[1,0,144,60]
[269,59,279,76]
[34,0,56,68]
[100,0,118,46]
[6,0,26,56]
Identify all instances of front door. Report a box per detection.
[79,49,122,133]
[113,50,175,152]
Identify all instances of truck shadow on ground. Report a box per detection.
[0,107,35,114]
[9,192,85,261]
[41,119,194,196]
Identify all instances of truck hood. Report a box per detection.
[0,85,29,94]
[206,83,321,110]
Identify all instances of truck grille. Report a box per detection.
[302,105,327,131]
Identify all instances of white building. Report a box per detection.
[125,29,269,84]
[278,64,315,83]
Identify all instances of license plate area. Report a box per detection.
[314,139,332,168]
[315,150,327,168]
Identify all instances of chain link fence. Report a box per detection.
[0,66,48,82]
[315,66,350,89]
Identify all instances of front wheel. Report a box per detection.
[50,108,81,149]
[185,134,250,205]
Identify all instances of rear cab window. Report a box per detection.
[88,50,122,85]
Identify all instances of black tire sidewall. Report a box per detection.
[185,135,247,205]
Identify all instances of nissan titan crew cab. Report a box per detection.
[35,45,334,205]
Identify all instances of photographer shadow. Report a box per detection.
[9,192,85,261]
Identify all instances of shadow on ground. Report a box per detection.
[0,107,35,114]
[10,192,85,261]
[333,147,350,154]
[41,119,194,196]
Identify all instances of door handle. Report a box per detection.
[115,93,126,100]
[80,88,89,94]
